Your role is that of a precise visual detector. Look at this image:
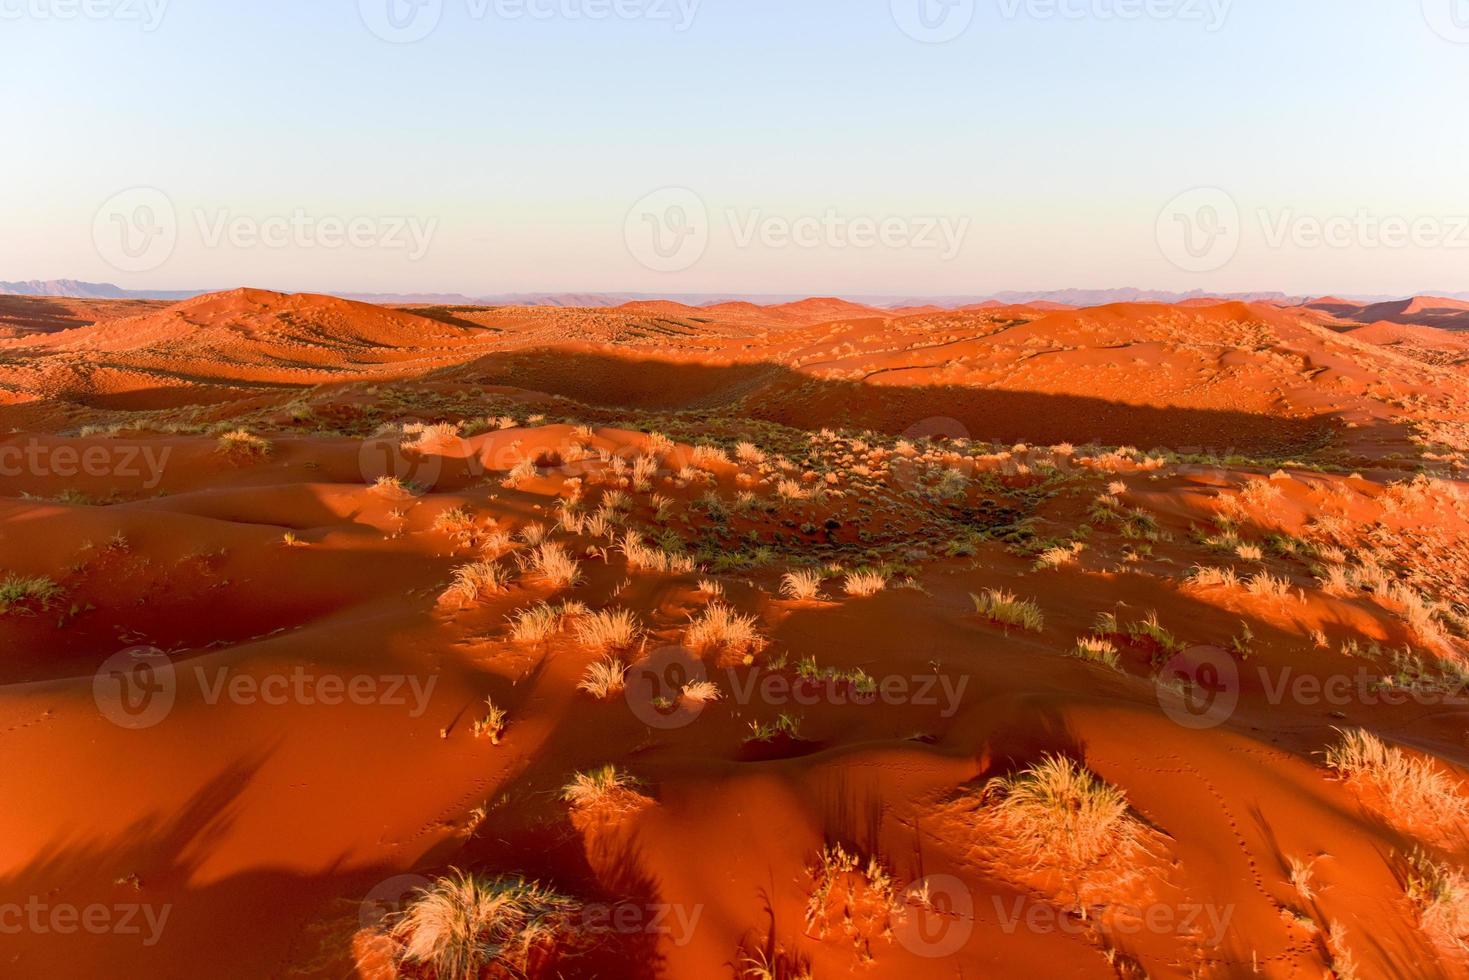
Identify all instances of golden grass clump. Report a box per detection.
[388,870,580,980]
[804,844,898,952]
[577,659,626,700]
[506,601,582,643]
[0,573,64,615]
[971,588,1045,632]
[1069,635,1121,671]
[780,569,824,601]
[471,699,508,744]
[572,608,643,653]
[1405,850,1469,952]
[1324,729,1469,835]
[685,602,766,660]
[842,569,888,597]
[976,755,1150,905]
[561,764,636,808]
[400,422,461,454]
[524,542,582,588]
[215,429,272,457]
[441,561,511,606]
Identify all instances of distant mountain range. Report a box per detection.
[4,279,1468,310]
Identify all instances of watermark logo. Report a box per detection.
[359,874,433,931]
[0,0,170,30]
[625,188,971,273]
[359,0,443,42]
[93,647,177,731]
[993,895,1235,946]
[92,654,439,730]
[891,0,976,43]
[1258,208,1469,251]
[625,188,709,274]
[891,874,974,957]
[1156,187,1240,273]
[624,645,710,729]
[0,897,172,947]
[0,439,171,489]
[194,209,437,260]
[1155,645,1239,730]
[996,0,1231,31]
[360,0,700,42]
[1422,0,1469,43]
[93,187,177,274]
[358,433,446,490]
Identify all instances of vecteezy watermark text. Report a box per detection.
[93,648,439,730]
[0,898,171,947]
[93,187,438,273]
[0,0,168,30]
[625,188,971,274]
[358,0,700,43]
[0,440,171,489]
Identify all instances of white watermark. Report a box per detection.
[0,0,168,30]
[1158,187,1469,273]
[623,646,969,730]
[1156,646,1469,730]
[997,0,1231,30]
[1422,0,1469,43]
[93,188,438,273]
[1259,209,1469,251]
[0,898,171,947]
[993,895,1236,946]
[359,0,700,43]
[0,440,171,489]
[625,188,970,273]
[93,648,439,729]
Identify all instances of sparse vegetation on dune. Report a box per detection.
[975,755,1153,908]
[387,870,581,979]
[842,569,888,597]
[573,607,643,653]
[971,588,1045,632]
[780,568,825,601]
[561,765,637,809]
[16,287,1469,979]
[1324,729,1468,835]
[215,428,271,457]
[0,573,63,615]
[441,561,511,606]
[685,602,765,661]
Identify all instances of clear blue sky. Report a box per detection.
[2,0,1467,297]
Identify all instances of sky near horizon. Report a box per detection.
[3,0,1468,298]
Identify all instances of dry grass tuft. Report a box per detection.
[506,601,582,643]
[573,608,643,653]
[523,542,582,588]
[1405,850,1469,952]
[1324,729,1468,835]
[215,429,271,457]
[577,659,626,700]
[441,561,511,606]
[971,588,1045,632]
[804,844,898,957]
[1069,636,1121,670]
[471,699,508,744]
[0,573,64,615]
[780,569,825,601]
[387,870,580,980]
[561,765,636,808]
[842,569,888,597]
[980,755,1145,871]
[685,602,766,660]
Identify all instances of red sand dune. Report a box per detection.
[3,289,1469,978]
